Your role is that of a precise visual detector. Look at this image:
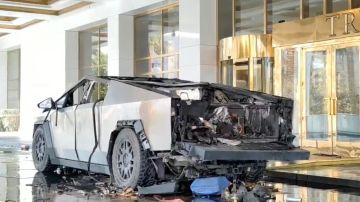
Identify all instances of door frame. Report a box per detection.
[300,46,333,151]
[274,36,360,154]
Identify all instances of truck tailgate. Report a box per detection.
[178,142,310,161]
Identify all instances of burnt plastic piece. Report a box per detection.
[137,181,179,195]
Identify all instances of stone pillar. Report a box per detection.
[0,51,7,109]
[179,0,217,82]
[108,14,134,76]
[65,31,79,90]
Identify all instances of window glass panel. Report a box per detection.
[282,48,298,99]
[135,59,149,77]
[163,7,179,54]
[134,6,179,78]
[218,0,233,39]
[135,11,162,58]
[150,58,162,77]
[332,0,348,13]
[352,0,360,8]
[62,82,88,107]
[233,61,249,89]
[268,0,299,32]
[336,47,359,114]
[282,48,300,143]
[234,0,264,35]
[99,26,108,76]
[307,51,327,115]
[89,82,108,103]
[221,60,233,86]
[253,59,262,92]
[79,26,108,78]
[308,0,323,17]
[135,58,162,77]
[163,55,178,78]
[263,57,274,94]
[253,58,274,94]
[7,49,20,109]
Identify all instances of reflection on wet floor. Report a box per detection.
[270,182,360,202]
[272,164,360,182]
[2,151,360,202]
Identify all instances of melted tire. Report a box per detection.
[32,125,55,172]
[111,128,156,188]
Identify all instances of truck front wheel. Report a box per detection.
[32,125,55,172]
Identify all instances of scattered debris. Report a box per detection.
[221,181,275,202]
[153,195,186,202]
[56,167,61,175]
[217,137,241,146]
[20,144,30,151]
[138,181,179,195]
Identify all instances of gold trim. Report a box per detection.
[134,2,178,18]
[0,1,92,16]
[219,34,273,61]
[18,19,42,28]
[58,1,92,15]
[0,4,57,15]
[3,0,59,5]
[0,16,16,21]
[0,19,42,29]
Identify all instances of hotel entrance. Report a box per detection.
[300,43,360,155]
[218,6,360,157]
[271,7,360,156]
[275,39,360,156]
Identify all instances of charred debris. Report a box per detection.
[144,82,296,147]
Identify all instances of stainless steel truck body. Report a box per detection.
[32,76,309,188]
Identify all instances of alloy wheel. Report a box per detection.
[116,139,134,181]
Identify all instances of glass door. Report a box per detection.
[301,44,360,156]
[233,59,249,89]
[301,47,334,154]
[333,45,360,156]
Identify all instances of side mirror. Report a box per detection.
[38,98,55,110]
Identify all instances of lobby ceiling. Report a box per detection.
[0,0,93,36]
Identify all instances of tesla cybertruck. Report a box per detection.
[32,76,309,188]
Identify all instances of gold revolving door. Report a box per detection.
[219,34,274,93]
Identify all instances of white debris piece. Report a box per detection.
[217,138,241,146]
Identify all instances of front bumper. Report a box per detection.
[177,142,310,161]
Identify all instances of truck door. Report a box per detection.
[75,81,108,165]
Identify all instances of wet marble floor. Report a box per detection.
[1,150,360,201]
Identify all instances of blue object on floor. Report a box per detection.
[190,176,230,196]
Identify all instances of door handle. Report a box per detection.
[332,98,337,115]
[324,98,331,115]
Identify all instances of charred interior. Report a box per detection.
[169,84,295,147]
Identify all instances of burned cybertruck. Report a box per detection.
[32,76,309,189]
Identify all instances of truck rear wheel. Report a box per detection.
[112,128,156,188]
